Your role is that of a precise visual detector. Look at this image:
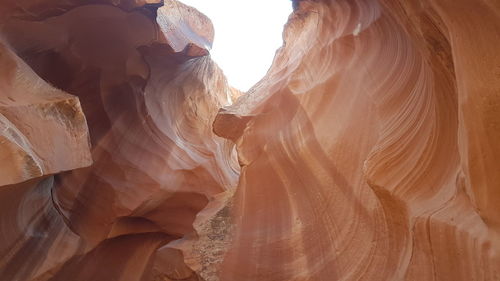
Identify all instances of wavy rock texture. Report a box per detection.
[0,40,91,186]
[0,0,499,281]
[0,1,237,280]
[215,0,500,280]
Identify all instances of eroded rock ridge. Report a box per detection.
[0,0,499,280]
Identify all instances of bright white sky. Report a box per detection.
[180,0,293,91]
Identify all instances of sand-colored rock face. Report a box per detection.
[0,0,499,280]
[0,40,92,186]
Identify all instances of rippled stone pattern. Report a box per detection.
[0,0,499,280]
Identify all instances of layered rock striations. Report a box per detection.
[215,0,500,280]
[0,0,499,280]
[0,1,237,280]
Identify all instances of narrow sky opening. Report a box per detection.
[180,0,293,91]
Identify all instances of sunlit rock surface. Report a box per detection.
[0,41,91,186]
[0,0,499,280]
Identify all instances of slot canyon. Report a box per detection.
[0,0,499,280]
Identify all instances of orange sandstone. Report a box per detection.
[0,0,499,280]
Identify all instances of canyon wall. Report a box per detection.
[0,0,499,280]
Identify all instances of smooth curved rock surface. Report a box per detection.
[0,0,499,280]
[0,1,237,280]
[0,40,91,186]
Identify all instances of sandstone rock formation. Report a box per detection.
[0,0,499,280]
